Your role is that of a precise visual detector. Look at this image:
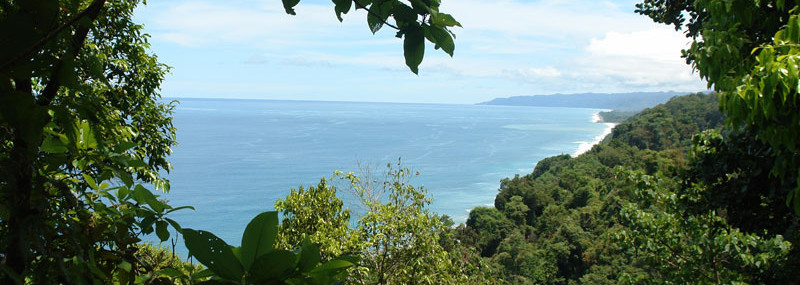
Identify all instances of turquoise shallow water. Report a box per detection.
[154,98,608,251]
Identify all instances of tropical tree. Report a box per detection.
[272,164,495,284]
[1,0,459,283]
[337,164,454,284]
[616,166,792,284]
[636,0,800,212]
[274,178,356,261]
[1,1,185,282]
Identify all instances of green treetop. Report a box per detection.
[636,0,800,213]
[1,0,458,283]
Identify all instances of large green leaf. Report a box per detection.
[76,120,97,150]
[192,268,215,280]
[133,184,166,213]
[183,229,244,281]
[431,12,461,27]
[425,25,454,56]
[332,0,352,21]
[157,268,186,279]
[41,135,69,153]
[367,0,390,34]
[247,250,298,283]
[155,220,170,242]
[307,257,356,282]
[240,211,278,271]
[297,238,321,272]
[403,25,425,74]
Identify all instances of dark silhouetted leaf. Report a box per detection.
[333,0,352,21]
[297,238,321,272]
[403,25,425,74]
[247,250,297,283]
[156,220,169,242]
[283,0,301,15]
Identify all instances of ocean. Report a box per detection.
[155,98,611,250]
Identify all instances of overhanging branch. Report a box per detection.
[37,0,106,107]
[353,0,400,30]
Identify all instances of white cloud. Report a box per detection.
[442,0,645,39]
[428,0,704,91]
[142,1,378,48]
[501,66,562,81]
[587,28,689,61]
[136,0,707,102]
[574,27,703,91]
[526,66,561,77]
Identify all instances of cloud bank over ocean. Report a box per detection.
[135,0,706,103]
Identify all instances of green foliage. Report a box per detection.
[133,243,209,284]
[503,196,530,225]
[616,167,792,284]
[338,163,457,284]
[183,211,357,284]
[0,1,192,283]
[274,178,355,261]
[463,94,731,283]
[597,110,637,123]
[1,0,459,282]
[610,92,723,151]
[282,0,460,74]
[464,93,800,283]
[636,0,800,213]
[685,130,799,235]
[465,207,513,257]
[272,163,495,284]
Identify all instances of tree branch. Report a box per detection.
[0,0,106,73]
[352,0,400,30]
[37,0,106,107]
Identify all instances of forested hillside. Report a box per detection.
[458,93,799,283]
[5,0,800,283]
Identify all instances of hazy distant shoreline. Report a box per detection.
[479,91,687,111]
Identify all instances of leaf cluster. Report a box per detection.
[460,93,800,283]
[1,1,191,283]
[636,0,800,214]
[274,178,355,261]
[274,163,495,284]
[282,0,461,74]
[182,211,358,285]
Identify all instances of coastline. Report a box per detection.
[573,112,617,156]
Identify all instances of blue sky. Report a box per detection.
[134,0,707,104]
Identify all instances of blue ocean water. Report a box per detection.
[156,98,608,250]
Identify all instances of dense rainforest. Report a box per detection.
[458,93,799,283]
[3,0,800,284]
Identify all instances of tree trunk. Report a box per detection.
[5,130,37,278]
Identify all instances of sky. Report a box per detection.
[134,0,708,104]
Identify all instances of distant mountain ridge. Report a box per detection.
[478,91,693,111]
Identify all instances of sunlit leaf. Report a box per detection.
[240,211,278,271]
[183,229,244,281]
